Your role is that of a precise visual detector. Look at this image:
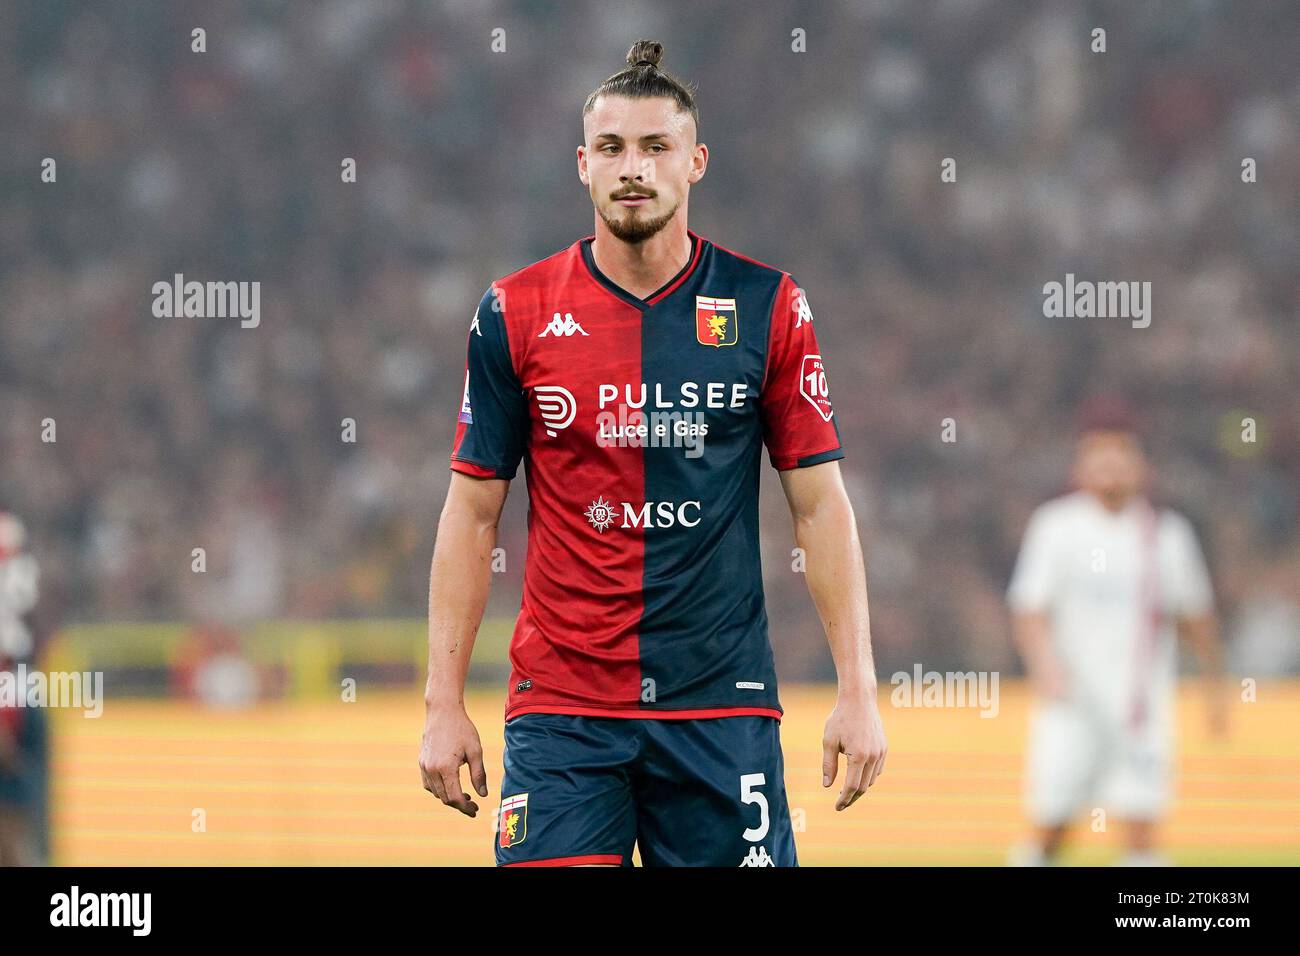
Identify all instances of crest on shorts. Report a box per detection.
[498,792,529,848]
[696,295,738,347]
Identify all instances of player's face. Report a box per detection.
[1072,431,1147,509]
[578,95,705,244]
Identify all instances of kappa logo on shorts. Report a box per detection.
[739,845,775,866]
[498,793,529,848]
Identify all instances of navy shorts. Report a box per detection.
[493,713,798,867]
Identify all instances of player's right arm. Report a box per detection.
[420,285,529,816]
[420,472,509,817]
[1007,506,1067,700]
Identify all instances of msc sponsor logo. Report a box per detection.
[696,295,738,347]
[584,498,702,532]
[538,311,588,337]
[533,385,576,437]
[584,496,617,533]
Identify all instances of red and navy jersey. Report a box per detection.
[450,230,843,722]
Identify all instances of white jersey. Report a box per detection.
[0,551,40,659]
[1007,491,1214,724]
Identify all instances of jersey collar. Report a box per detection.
[579,230,705,311]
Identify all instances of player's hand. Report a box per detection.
[822,689,887,811]
[419,703,489,817]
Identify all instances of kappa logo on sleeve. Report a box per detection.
[799,354,833,421]
[498,792,529,848]
[792,287,814,328]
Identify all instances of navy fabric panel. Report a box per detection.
[636,242,784,713]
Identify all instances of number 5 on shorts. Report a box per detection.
[740,772,770,842]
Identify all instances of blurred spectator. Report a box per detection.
[171,620,266,709]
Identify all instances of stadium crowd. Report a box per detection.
[1,0,1297,686]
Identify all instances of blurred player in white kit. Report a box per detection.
[0,511,42,865]
[1006,410,1227,866]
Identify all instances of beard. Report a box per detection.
[599,197,681,244]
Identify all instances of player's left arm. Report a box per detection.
[761,275,885,810]
[779,460,887,811]
[1177,613,1227,735]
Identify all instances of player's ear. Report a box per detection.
[688,142,708,184]
[576,145,589,186]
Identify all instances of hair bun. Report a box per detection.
[626,39,664,69]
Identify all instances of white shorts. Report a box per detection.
[1024,698,1174,826]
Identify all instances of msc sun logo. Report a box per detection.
[584,496,617,533]
[538,311,588,337]
[533,385,576,437]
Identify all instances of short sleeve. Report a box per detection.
[1165,513,1215,617]
[759,275,845,470]
[449,286,529,480]
[1007,506,1059,613]
[0,552,39,616]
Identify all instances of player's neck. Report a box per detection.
[1087,489,1142,514]
[590,218,692,301]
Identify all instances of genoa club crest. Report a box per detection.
[696,295,738,347]
[498,792,529,848]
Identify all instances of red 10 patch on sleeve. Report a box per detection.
[799,354,833,421]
